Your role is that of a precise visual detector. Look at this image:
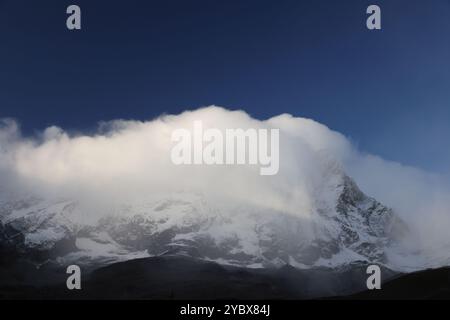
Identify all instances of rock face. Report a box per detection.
[0,198,78,263]
[0,160,408,270]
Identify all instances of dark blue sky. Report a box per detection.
[1,0,449,173]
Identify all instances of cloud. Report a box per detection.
[0,106,449,259]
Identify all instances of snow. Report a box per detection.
[314,247,368,268]
[2,164,449,273]
[59,237,150,265]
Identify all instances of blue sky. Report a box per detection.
[0,0,449,173]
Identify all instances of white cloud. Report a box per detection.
[1,106,449,259]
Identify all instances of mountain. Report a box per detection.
[0,157,409,272]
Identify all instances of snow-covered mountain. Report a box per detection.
[0,157,418,271]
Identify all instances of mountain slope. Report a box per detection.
[0,255,397,300]
[0,159,409,270]
[347,266,450,299]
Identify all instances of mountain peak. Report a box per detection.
[0,164,412,271]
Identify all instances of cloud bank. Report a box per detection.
[1,106,449,260]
